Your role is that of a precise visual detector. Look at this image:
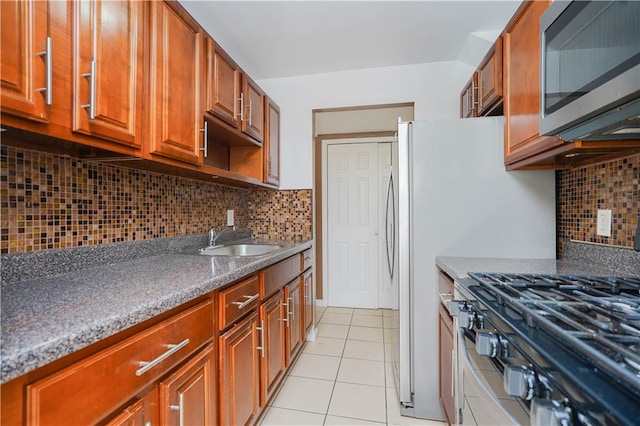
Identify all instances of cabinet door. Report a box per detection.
[439,304,454,425]
[240,74,265,144]
[477,37,503,116]
[259,291,286,406]
[0,0,50,122]
[503,0,560,162]
[219,312,260,426]
[206,39,240,128]
[285,278,303,366]
[72,0,144,148]
[264,97,280,186]
[160,344,215,426]
[459,73,477,118]
[105,390,157,426]
[303,270,313,332]
[148,0,204,165]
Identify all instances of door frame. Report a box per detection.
[314,131,396,305]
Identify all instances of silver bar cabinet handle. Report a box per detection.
[82,60,96,119]
[256,319,265,358]
[37,36,52,105]
[247,99,252,126]
[283,299,289,324]
[288,296,294,319]
[135,338,190,376]
[231,294,259,310]
[237,92,244,122]
[168,393,185,426]
[200,120,208,157]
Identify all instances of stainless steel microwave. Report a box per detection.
[540,1,640,141]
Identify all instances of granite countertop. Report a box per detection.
[0,237,312,384]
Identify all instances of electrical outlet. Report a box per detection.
[597,209,612,237]
[227,209,234,227]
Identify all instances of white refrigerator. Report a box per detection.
[388,117,556,420]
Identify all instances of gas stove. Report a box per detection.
[454,272,640,426]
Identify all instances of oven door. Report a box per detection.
[457,329,529,426]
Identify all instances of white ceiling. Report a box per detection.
[180,0,522,81]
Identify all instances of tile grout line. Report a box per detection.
[322,309,353,425]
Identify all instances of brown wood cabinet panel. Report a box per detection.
[301,249,312,272]
[460,73,477,118]
[439,303,454,425]
[147,0,204,165]
[218,275,260,330]
[72,0,144,148]
[285,278,303,366]
[477,36,503,116]
[219,312,260,426]
[241,74,265,144]
[259,291,286,407]
[105,399,144,426]
[262,255,301,300]
[160,344,215,426]
[26,300,213,425]
[503,0,561,162]
[264,97,281,186]
[206,39,240,128]
[303,270,314,333]
[0,0,51,123]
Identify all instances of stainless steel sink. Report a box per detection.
[199,243,281,257]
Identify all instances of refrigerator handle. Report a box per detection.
[385,167,396,279]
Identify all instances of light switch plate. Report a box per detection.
[227,209,234,227]
[597,209,611,237]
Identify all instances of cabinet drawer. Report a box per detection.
[219,275,260,330]
[438,271,454,296]
[262,255,301,299]
[27,300,214,426]
[301,248,312,271]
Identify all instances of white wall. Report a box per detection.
[257,60,475,189]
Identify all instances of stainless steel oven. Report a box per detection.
[453,273,640,426]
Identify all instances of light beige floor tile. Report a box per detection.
[385,362,397,388]
[382,309,395,317]
[260,407,325,425]
[271,376,334,414]
[320,313,353,326]
[289,353,341,381]
[343,340,385,361]
[318,323,350,339]
[326,307,355,315]
[352,308,383,317]
[384,342,395,361]
[324,415,385,425]
[383,316,398,329]
[303,336,346,357]
[328,382,387,423]
[337,358,385,387]
[386,387,446,425]
[350,315,383,328]
[348,326,384,342]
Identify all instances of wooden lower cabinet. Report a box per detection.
[285,278,304,365]
[219,312,261,426]
[260,291,286,406]
[106,391,157,426]
[439,303,455,425]
[303,269,314,333]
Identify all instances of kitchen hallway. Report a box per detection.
[259,307,447,426]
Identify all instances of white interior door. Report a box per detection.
[327,143,379,308]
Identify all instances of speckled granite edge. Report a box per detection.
[1,239,313,384]
[1,234,208,285]
[564,241,640,276]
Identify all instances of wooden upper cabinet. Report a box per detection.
[206,39,241,128]
[1,0,51,123]
[72,0,144,148]
[503,0,561,164]
[241,74,265,144]
[264,97,280,186]
[147,0,204,165]
[460,73,477,118]
[477,36,503,116]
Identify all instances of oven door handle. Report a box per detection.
[458,329,523,425]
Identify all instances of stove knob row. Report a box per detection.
[531,399,572,426]
[503,364,536,400]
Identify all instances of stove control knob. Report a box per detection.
[475,330,499,358]
[458,309,476,330]
[531,399,571,426]
[503,365,535,400]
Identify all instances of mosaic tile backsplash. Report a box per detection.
[556,153,639,258]
[1,145,312,254]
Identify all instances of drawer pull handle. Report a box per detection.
[231,293,259,309]
[135,339,190,376]
[256,319,265,358]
